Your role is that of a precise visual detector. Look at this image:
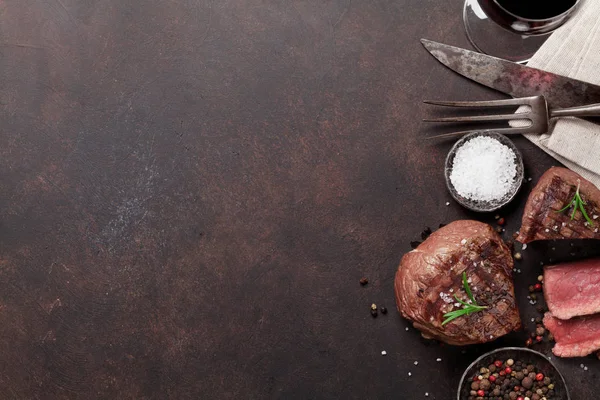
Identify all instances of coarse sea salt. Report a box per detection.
[450,136,517,202]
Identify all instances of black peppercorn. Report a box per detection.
[380,306,387,314]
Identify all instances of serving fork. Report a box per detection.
[423,95,600,139]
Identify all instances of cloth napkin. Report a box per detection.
[519,0,600,187]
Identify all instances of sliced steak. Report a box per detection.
[394,220,521,345]
[544,258,600,320]
[517,167,600,244]
[544,312,600,357]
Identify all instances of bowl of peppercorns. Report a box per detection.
[457,347,569,400]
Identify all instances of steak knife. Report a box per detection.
[421,39,600,109]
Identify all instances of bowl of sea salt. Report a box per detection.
[445,131,524,212]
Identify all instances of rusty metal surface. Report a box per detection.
[421,39,600,108]
[0,0,597,399]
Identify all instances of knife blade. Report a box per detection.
[421,39,600,109]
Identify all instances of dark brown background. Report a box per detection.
[0,0,597,399]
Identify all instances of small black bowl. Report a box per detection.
[457,347,569,400]
[445,131,524,213]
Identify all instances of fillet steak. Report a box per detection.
[394,220,521,345]
[544,312,600,357]
[517,167,600,244]
[544,258,600,320]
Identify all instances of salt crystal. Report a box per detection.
[580,363,584,368]
[545,229,550,233]
[522,244,527,250]
[436,358,442,362]
[460,239,467,245]
[528,177,532,182]
[585,366,588,371]
[425,393,429,397]
[405,327,409,331]
[414,361,418,365]
[445,202,450,206]
[408,372,412,376]
[594,215,599,220]
[449,136,517,202]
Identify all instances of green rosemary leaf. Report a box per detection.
[462,272,474,303]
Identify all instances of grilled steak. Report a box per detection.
[544,312,600,357]
[394,220,521,345]
[517,167,600,243]
[544,258,600,320]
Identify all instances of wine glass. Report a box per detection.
[463,0,581,63]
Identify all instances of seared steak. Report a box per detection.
[544,312,600,357]
[394,220,521,345]
[517,167,600,243]
[544,258,600,320]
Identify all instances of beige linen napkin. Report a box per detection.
[520,0,600,186]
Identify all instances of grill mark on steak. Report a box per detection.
[517,167,600,243]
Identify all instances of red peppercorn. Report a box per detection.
[525,338,533,346]
[497,217,505,226]
[505,367,512,374]
[536,335,543,342]
[494,360,503,368]
[514,386,520,391]
[489,375,496,383]
[517,397,524,400]
[536,373,544,381]
[534,283,542,291]
[499,371,506,376]
[477,390,485,397]
[473,375,479,382]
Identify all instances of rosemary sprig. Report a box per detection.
[442,272,487,326]
[556,180,594,227]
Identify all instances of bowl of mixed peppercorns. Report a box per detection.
[457,347,569,400]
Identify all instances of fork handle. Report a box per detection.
[550,103,600,118]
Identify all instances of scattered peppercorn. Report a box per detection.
[535,326,545,336]
[359,277,368,285]
[514,252,522,260]
[370,303,378,318]
[421,227,432,240]
[380,306,387,315]
[534,283,542,291]
[498,217,506,226]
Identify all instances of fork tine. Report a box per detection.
[424,98,530,108]
[423,114,531,123]
[425,127,533,140]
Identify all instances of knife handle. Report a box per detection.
[550,103,600,118]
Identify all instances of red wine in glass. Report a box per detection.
[464,0,581,63]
